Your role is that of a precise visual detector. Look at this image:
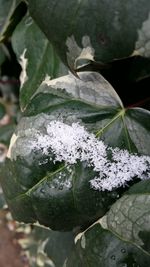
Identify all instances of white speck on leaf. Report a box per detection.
[41,74,51,85]
[19,48,28,88]
[81,234,86,249]
[40,72,73,88]
[7,134,18,159]
[75,230,87,244]
[113,10,121,31]
[25,16,33,26]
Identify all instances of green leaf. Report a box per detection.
[65,223,150,267]
[12,14,68,111]
[1,157,116,230]
[45,231,74,267]
[18,225,55,267]
[106,180,150,255]
[19,225,74,267]
[0,44,6,65]
[0,124,15,145]
[28,0,150,69]
[0,186,6,209]
[0,0,26,42]
[1,72,149,231]
[25,72,150,154]
[0,102,6,119]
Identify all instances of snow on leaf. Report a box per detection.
[10,119,150,191]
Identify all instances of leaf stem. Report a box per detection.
[96,109,125,138]
[126,97,150,109]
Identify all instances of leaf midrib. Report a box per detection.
[10,164,66,201]
[96,108,125,137]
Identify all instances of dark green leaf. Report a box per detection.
[45,231,74,267]
[0,124,15,145]
[106,180,150,255]
[28,0,150,69]
[1,72,149,231]
[66,223,150,267]
[1,157,116,230]
[0,102,6,119]
[12,14,68,111]
[0,0,26,42]
[0,44,6,65]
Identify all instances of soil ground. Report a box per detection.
[0,210,29,267]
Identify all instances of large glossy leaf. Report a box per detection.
[106,180,150,255]
[1,71,149,231]
[12,14,68,111]
[25,71,150,154]
[28,0,150,69]
[1,157,116,230]
[65,224,150,267]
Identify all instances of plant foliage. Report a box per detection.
[0,0,150,266]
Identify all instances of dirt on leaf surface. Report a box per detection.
[0,210,29,267]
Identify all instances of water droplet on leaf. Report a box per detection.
[121,248,126,253]
[111,255,116,260]
[59,184,63,190]
[40,188,45,194]
[111,191,117,198]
